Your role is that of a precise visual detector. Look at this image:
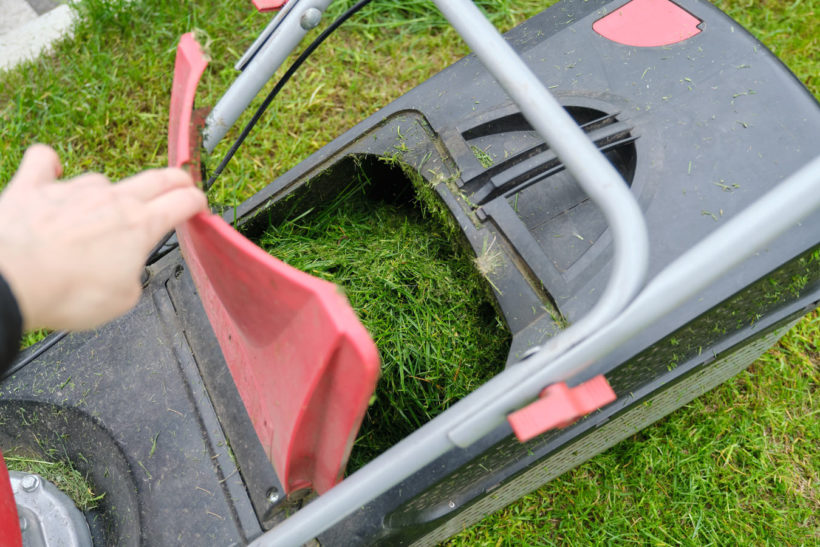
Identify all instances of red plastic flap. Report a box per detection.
[168,34,208,171]
[168,34,380,494]
[0,451,22,547]
[592,0,701,47]
[508,375,616,442]
[252,0,288,12]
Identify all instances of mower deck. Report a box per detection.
[2,0,819,544]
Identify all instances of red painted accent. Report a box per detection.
[508,375,617,442]
[168,34,380,494]
[252,0,288,12]
[0,451,22,547]
[592,0,701,47]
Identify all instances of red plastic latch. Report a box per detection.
[592,0,702,48]
[252,0,288,12]
[508,375,616,442]
[0,451,23,547]
[168,34,380,495]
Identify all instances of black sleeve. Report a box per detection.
[0,273,22,376]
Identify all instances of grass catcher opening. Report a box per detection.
[259,155,511,470]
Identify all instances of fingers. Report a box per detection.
[68,172,112,190]
[12,144,62,187]
[116,167,194,202]
[143,186,208,245]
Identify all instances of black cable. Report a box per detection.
[146,0,375,265]
[204,0,375,191]
[1,330,68,381]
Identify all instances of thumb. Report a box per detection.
[10,144,63,189]
[143,186,208,246]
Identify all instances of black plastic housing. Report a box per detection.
[1,0,818,544]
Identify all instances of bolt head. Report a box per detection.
[266,487,280,504]
[21,475,39,492]
[300,7,323,30]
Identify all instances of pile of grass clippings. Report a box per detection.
[4,455,104,511]
[261,171,510,468]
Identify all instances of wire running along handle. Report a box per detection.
[202,0,374,192]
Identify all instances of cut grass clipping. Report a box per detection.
[4,454,104,512]
[260,165,510,469]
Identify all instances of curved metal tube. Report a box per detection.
[435,0,650,359]
[249,0,652,544]
[252,154,820,547]
[203,0,335,152]
[416,0,651,445]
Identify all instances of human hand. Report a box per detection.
[0,144,207,331]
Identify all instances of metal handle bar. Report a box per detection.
[250,155,820,547]
[203,0,335,151]
[201,2,820,545]
[218,0,650,543]
[204,0,650,389]
[432,0,648,437]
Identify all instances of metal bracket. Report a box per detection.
[11,472,92,547]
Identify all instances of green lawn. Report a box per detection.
[0,0,817,545]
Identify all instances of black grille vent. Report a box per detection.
[450,105,638,311]
[461,107,637,206]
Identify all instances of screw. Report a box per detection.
[21,475,39,492]
[300,7,323,30]
[266,487,280,504]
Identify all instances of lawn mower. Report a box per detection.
[1,0,818,545]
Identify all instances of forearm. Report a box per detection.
[0,273,22,376]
